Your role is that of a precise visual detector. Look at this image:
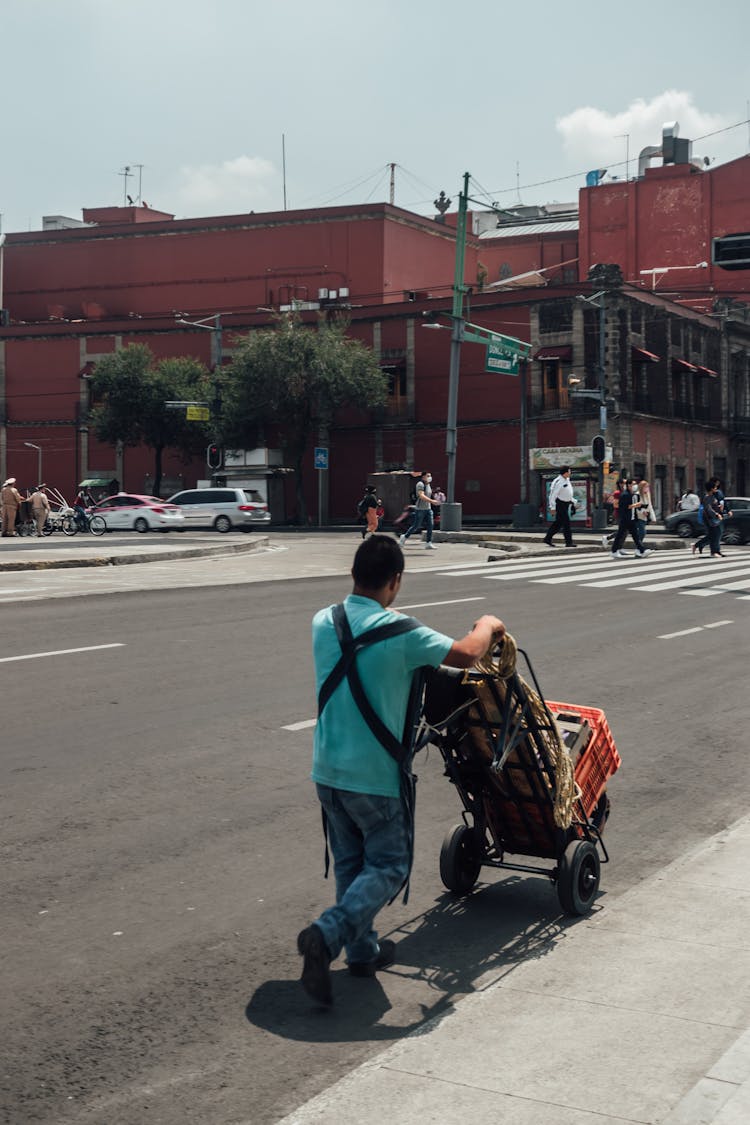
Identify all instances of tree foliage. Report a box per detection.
[221,315,387,521]
[88,344,212,496]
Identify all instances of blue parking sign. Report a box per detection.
[314,446,328,470]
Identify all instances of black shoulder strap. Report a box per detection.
[317,603,419,765]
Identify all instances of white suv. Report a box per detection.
[167,487,271,533]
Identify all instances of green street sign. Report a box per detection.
[486,339,520,376]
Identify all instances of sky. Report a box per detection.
[2,0,749,233]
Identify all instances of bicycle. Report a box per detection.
[71,510,107,536]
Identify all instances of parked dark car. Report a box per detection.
[664,497,750,544]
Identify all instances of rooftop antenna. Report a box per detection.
[389,162,396,205]
[118,165,132,206]
[133,163,144,205]
[282,134,287,210]
[616,133,630,180]
[515,161,522,204]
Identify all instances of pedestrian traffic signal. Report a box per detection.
[592,435,606,464]
[206,442,223,469]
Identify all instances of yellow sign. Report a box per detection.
[186,405,210,421]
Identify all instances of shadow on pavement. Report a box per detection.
[245,873,594,1043]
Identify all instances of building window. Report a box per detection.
[541,362,569,410]
[538,300,573,334]
[381,356,407,415]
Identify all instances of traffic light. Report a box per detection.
[206,442,223,470]
[592,435,606,464]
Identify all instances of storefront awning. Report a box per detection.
[696,364,718,378]
[631,345,660,363]
[672,357,698,372]
[533,345,572,361]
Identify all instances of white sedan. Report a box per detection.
[89,493,185,533]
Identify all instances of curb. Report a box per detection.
[0,535,270,573]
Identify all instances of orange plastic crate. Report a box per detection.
[546,701,621,818]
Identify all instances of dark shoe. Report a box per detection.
[348,939,396,978]
[297,924,332,1005]
[543,538,555,547]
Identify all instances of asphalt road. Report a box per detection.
[1,557,748,1124]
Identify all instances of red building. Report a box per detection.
[1,127,749,521]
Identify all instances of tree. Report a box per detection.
[221,314,388,522]
[88,344,212,497]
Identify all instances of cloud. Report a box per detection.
[556,91,731,172]
[173,155,277,216]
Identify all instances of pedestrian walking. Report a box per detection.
[715,479,730,549]
[30,484,50,536]
[633,479,655,555]
[297,533,505,1005]
[610,479,643,557]
[1,477,23,537]
[692,479,724,557]
[678,488,700,511]
[399,471,439,549]
[601,478,624,549]
[543,466,576,547]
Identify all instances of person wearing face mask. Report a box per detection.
[399,471,439,550]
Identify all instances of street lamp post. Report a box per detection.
[175,312,224,428]
[175,313,223,373]
[443,171,470,533]
[423,173,531,531]
[24,441,42,484]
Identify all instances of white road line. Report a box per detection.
[399,597,486,610]
[485,557,699,585]
[0,587,52,594]
[658,620,733,640]
[282,719,317,732]
[629,564,750,592]
[537,559,697,585]
[0,642,125,664]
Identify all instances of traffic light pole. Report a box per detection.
[598,293,606,509]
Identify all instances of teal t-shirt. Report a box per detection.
[311,594,454,798]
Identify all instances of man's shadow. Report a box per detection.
[245,872,598,1043]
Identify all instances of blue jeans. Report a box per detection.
[314,784,410,964]
[403,506,433,543]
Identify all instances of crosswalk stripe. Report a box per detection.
[536,559,701,585]
[486,556,699,584]
[436,548,750,600]
[628,564,750,592]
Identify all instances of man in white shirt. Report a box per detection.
[543,466,575,547]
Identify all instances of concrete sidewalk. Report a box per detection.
[278,816,750,1125]
[0,525,684,574]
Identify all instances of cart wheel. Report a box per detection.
[62,516,78,536]
[557,840,600,916]
[439,824,482,895]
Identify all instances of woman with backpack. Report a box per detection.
[692,479,725,557]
